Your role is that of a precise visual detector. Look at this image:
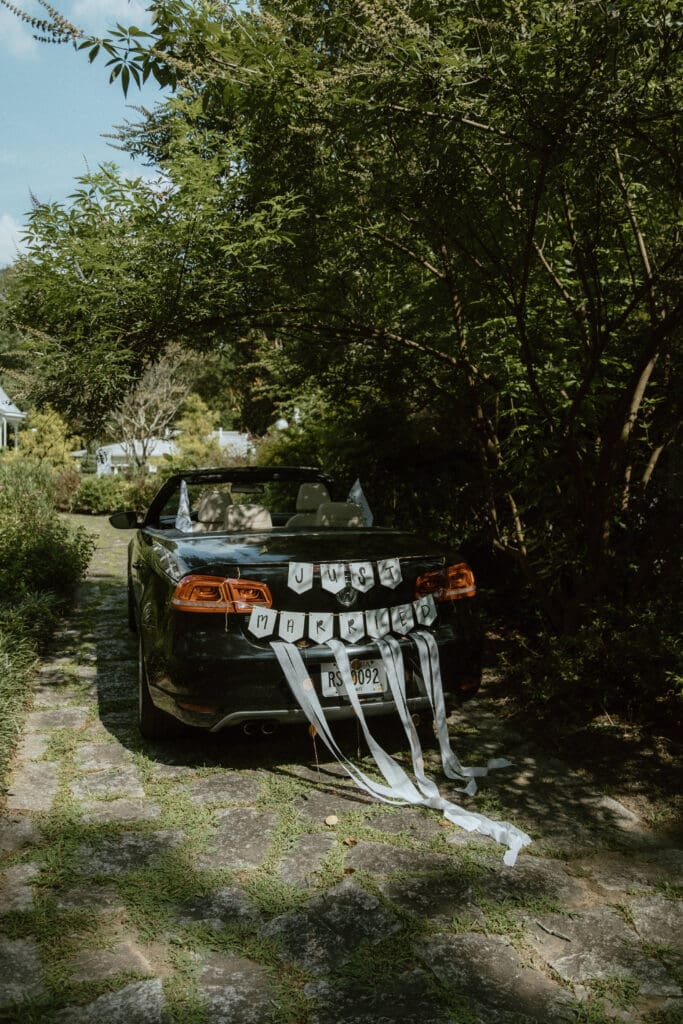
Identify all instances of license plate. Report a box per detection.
[320,659,387,697]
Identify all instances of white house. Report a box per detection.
[0,385,26,449]
[95,429,254,476]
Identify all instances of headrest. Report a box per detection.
[224,504,273,531]
[197,489,233,523]
[296,482,331,512]
[314,501,363,527]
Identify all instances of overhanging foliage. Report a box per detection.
[1,1,680,661]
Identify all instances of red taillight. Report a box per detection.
[171,575,272,614]
[415,562,476,602]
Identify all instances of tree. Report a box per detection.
[15,406,78,470]
[2,0,681,648]
[168,392,223,469]
[105,344,194,474]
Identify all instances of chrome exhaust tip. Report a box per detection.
[242,721,259,736]
[261,720,278,736]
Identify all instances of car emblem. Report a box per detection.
[336,585,357,608]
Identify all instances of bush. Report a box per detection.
[124,473,164,515]
[505,600,683,728]
[0,459,95,602]
[17,406,79,470]
[53,467,82,511]
[72,474,128,514]
[0,591,61,651]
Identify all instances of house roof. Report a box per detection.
[0,385,26,420]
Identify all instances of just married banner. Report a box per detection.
[248,594,438,642]
[288,558,402,595]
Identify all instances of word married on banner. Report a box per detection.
[247,595,438,643]
[287,558,402,595]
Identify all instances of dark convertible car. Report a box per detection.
[110,466,482,740]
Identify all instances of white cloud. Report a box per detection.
[69,0,151,34]
[0,9,37,57]
[0,214,28,269]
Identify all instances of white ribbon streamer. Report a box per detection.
[412,630,513,785]
[272,638,532,865]
[271,642,407,806]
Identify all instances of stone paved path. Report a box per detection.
[0,516,681,1023]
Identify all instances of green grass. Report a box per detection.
[0,631,36,797]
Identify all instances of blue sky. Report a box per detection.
[0,0,165,267]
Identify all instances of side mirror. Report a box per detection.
[109,509,139,530]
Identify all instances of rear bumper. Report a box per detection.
[143,605,482,731]
[208,694,434,731]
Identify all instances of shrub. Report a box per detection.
[0,459,95,602]
[505,600,683,728]
[53,467,82,511]
[0,591,60,650]
[17,406,80,470]
[124,473,164,515]
[72,474,128,514]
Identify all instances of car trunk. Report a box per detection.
[172,527,450,642]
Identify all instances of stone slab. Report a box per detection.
[175,886,261,929]
[296,787,374,824]
[6,761,59,811]
[197,808,279,870]
[424,933,574,1022]
[182,772,263,806]
[277,833,336,888]
[37,662,96,684]
[69,764,145,800]
[0,813,40,854]
[15,732,50,759]
[81,799,162,823]
[584,794,641,829]
[74,741,134,770]
[261,878,400,974]
[0,936,46,1007]
[0,862,39,913]
[289,762,358,789]
[306,970,454,1024]
[378,873,481,926]
[32,685,81,708]
[630,895,683,953]
[344,840,450,877]
[75,830,184,876]
[529,906,682,998]
[365,807,444,841]
[56,979,168,1023]
[25,707,89,730]
[480,856,589,911]
[68,940,153,983]
[56,882,126,915]
[573,851,663,894]
[149,763,196,780]
[196,950,276,1023]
